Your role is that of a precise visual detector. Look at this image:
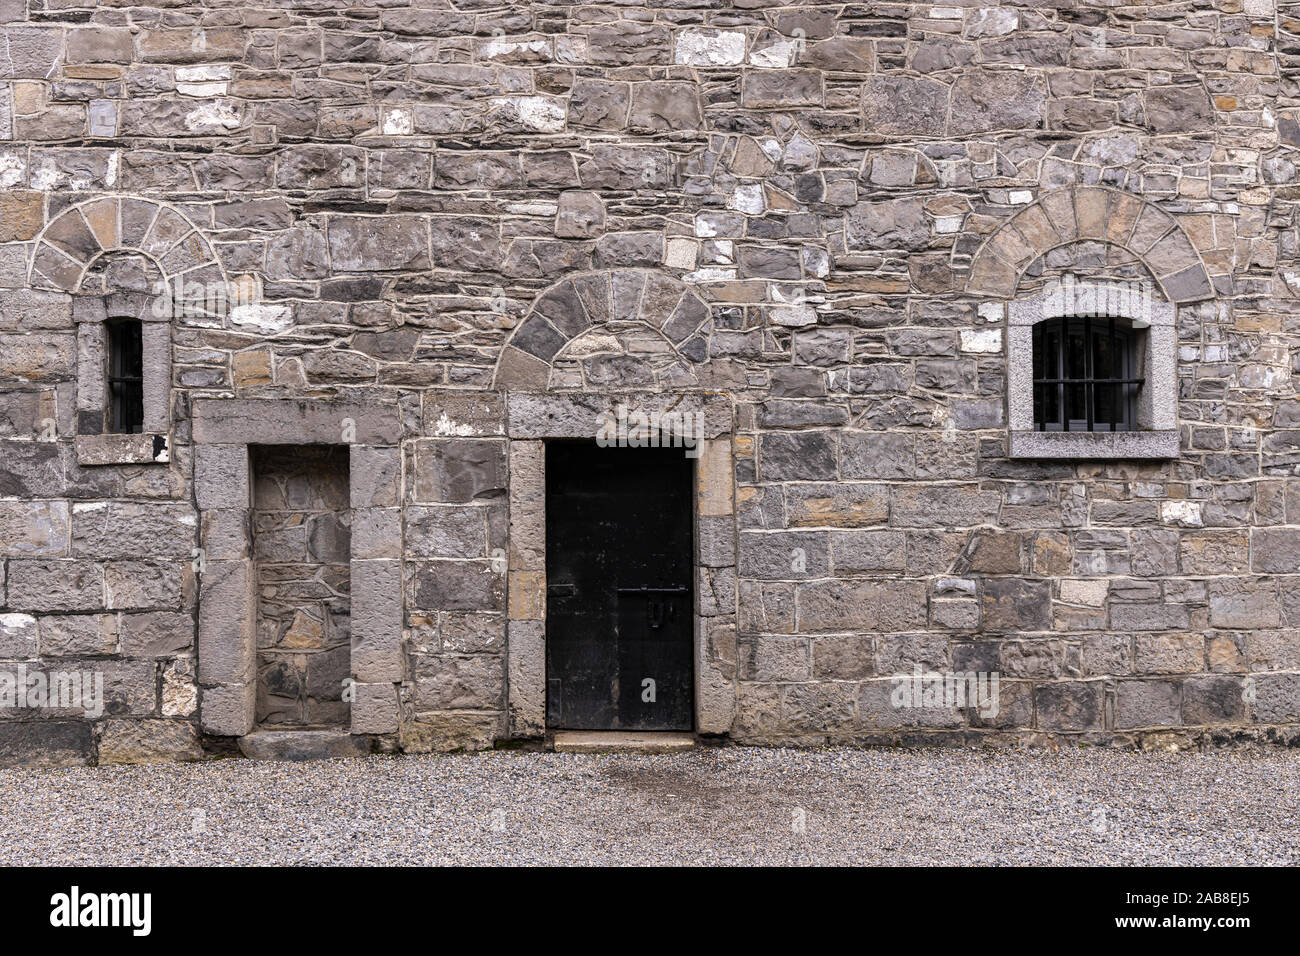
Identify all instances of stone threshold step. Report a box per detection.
[238,729,372,761]
[551,731,696,754]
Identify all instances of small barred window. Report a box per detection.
[106,318,145,435]
[1032,316,1142,433]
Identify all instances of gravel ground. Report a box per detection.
[0,746,1296,865]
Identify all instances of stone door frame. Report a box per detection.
[192,398,404,740]
[502,391,737,739]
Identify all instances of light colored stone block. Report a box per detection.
[196,559,254,684]
[200,682,255,737]
[351,559,403,682]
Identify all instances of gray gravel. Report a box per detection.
[0,746,1296,865]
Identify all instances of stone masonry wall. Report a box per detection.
[1,0,1300,764]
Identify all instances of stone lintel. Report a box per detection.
[506,390,732,439]
[192,398,401,446]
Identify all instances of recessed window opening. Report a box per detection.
[106,317,145,435]
[1032,315,1142,432]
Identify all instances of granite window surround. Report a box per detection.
[72,292,172,466]
[1004,285,1179,460]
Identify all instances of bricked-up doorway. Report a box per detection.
[545,440,694,731]
[251,445,351,728]
[194,398,404,748]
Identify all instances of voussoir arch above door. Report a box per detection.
[493,269,714,390]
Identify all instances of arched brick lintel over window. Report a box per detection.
[966,186,1215,304]
[27,195,227,296]
[494,269,713,390]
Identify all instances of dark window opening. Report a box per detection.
[1032,316,1142,432]
[107,318,144,434]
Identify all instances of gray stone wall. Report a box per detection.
[1,0,1299,764]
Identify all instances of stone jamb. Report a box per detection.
[503,390,737,738]
[192,399,404,741]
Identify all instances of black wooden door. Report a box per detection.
[546,440,694,731]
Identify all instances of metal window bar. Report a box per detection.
[1083,314,1091,432]
[1057,318,1064,432]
